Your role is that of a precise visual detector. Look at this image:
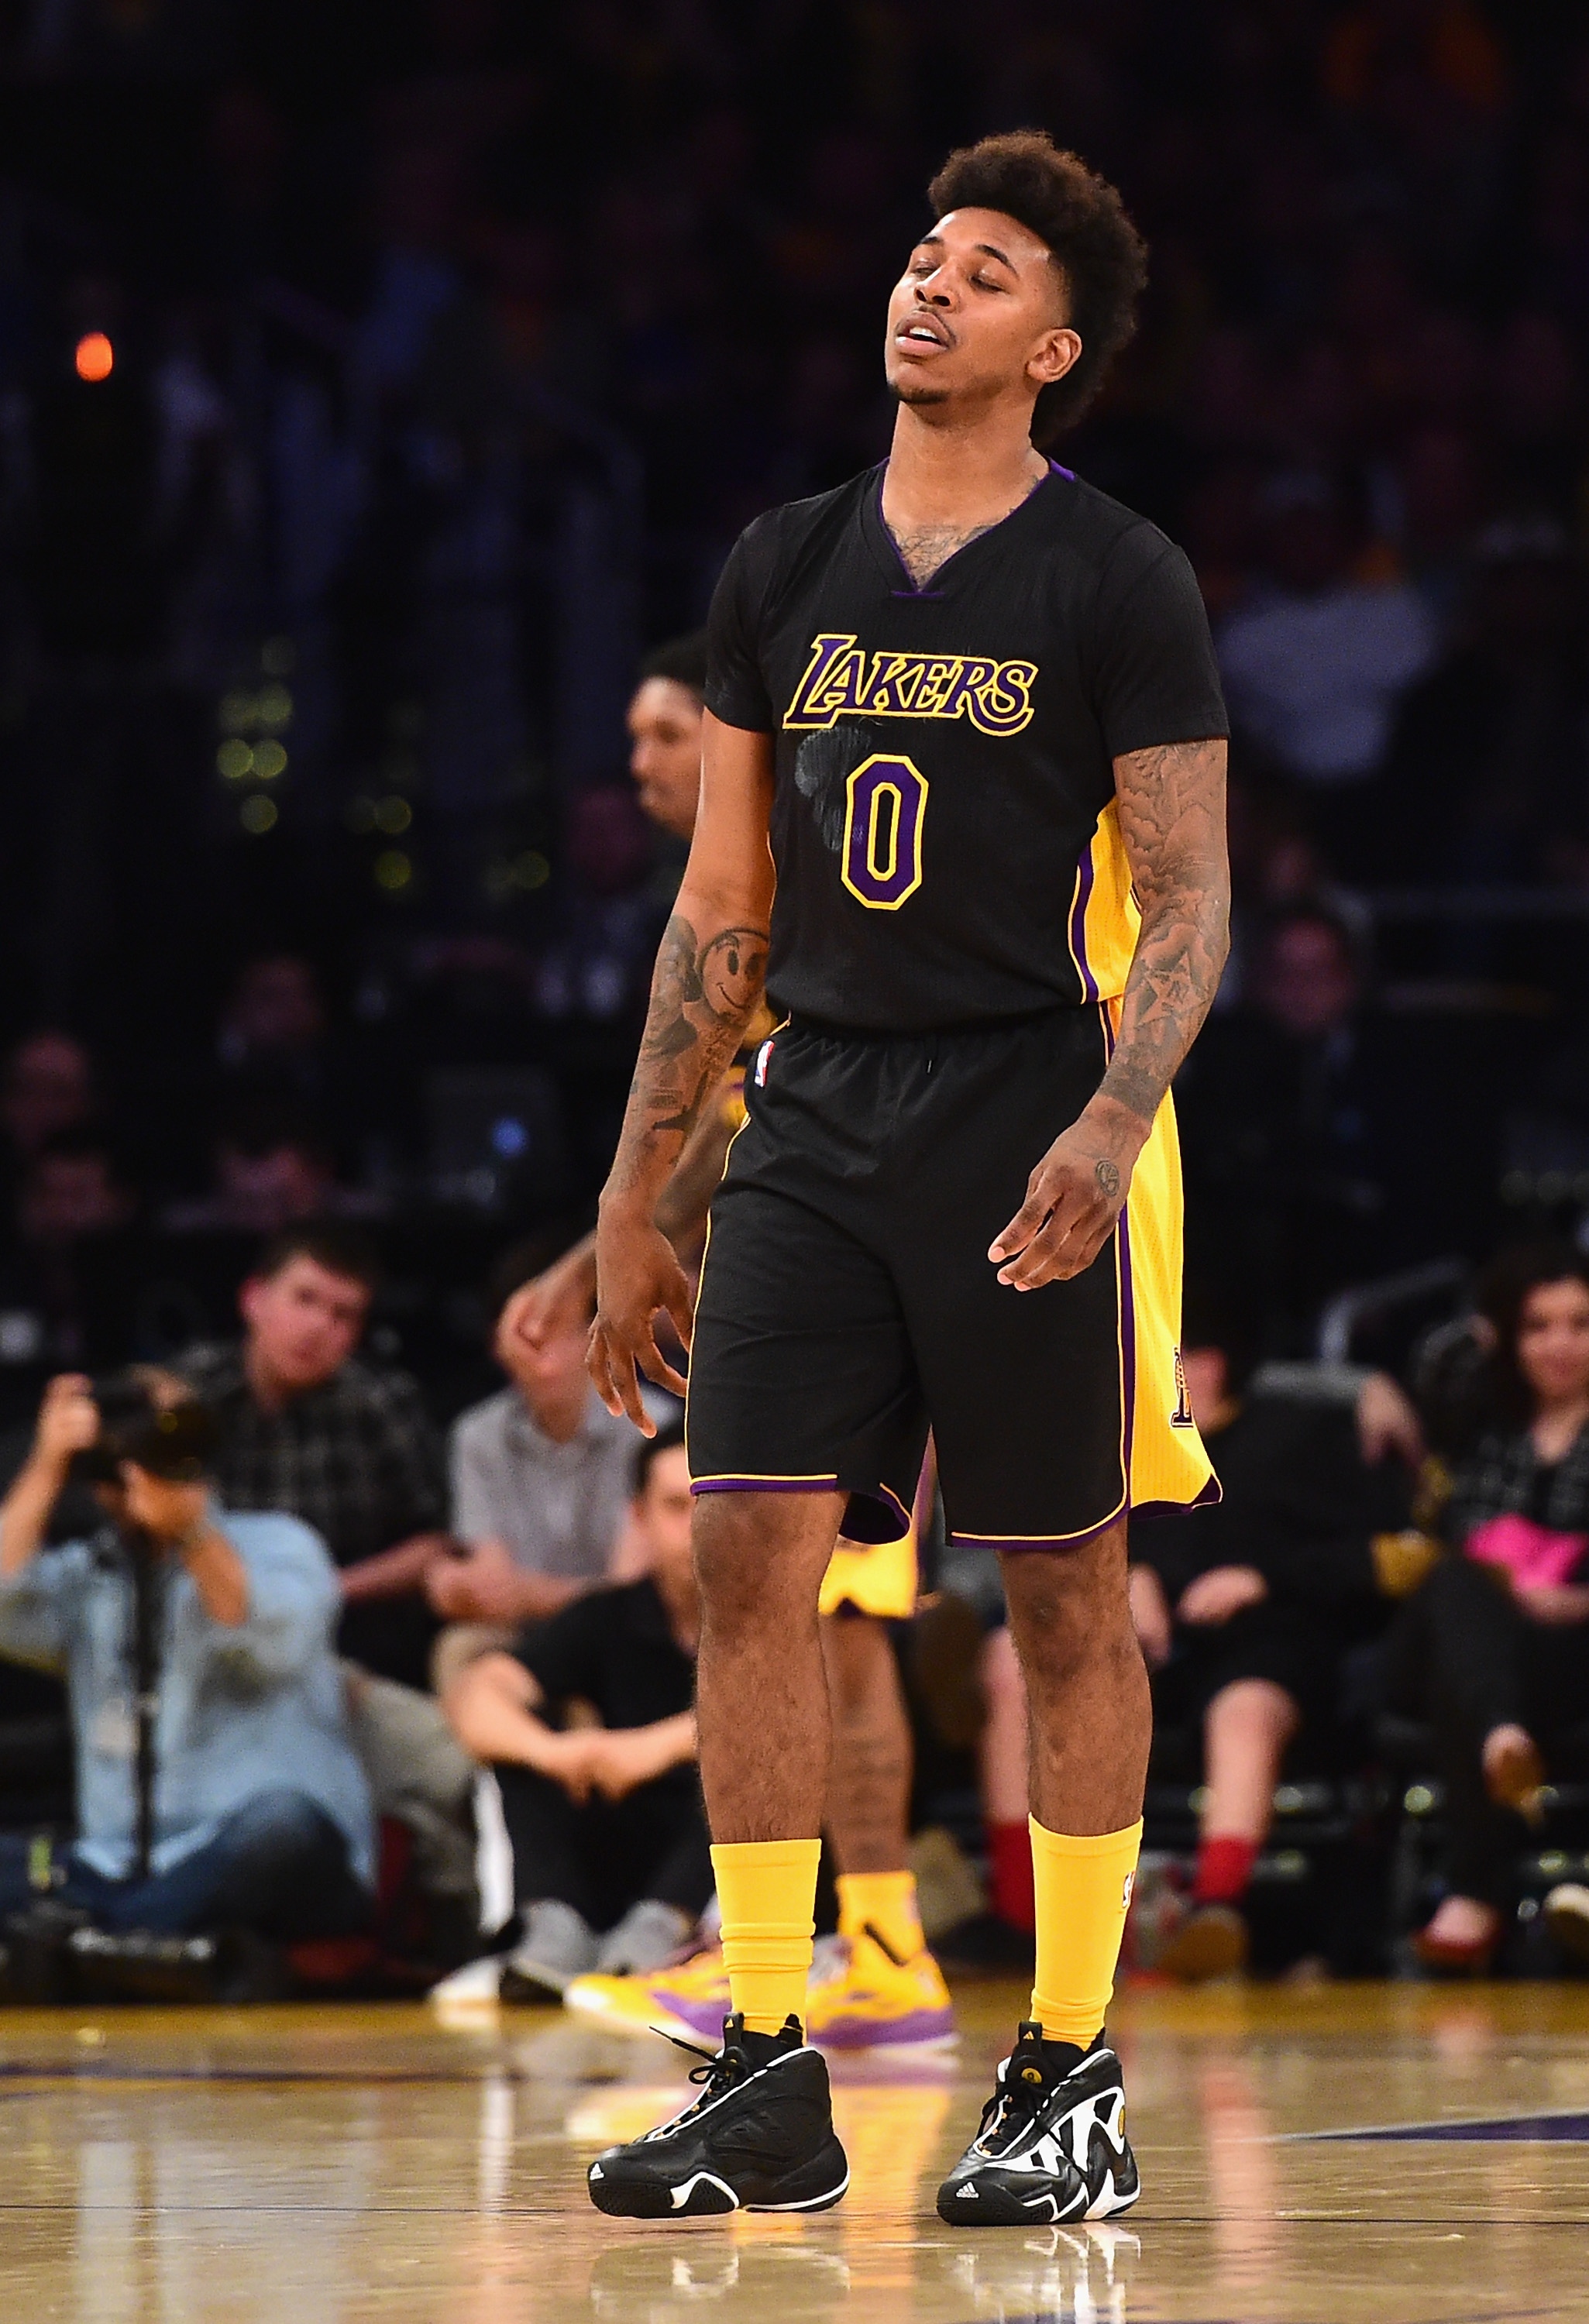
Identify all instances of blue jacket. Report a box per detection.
[0,1508,374,1883]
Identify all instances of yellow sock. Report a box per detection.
[710,1838,821,2037]
[835,1870,923,1961]
[1029,1815,1143,2047]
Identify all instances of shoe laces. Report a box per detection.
[974,2030,1054,2155]
[648,2019,757,2128]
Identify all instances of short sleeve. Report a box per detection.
[514,1590,604,1704]
[704,517,779,734]
[1089,528,1229,761]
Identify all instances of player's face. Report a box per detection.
[885,207,1082,416]
[627,678,703,841]
[1516,1277,1589,1408]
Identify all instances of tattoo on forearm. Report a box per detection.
[1100,737,1230,1127]
[608,910,769,1202]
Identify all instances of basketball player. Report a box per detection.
[509,638,954,2051]
[586,130,1230,2223]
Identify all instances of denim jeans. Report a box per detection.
[0,1787,374,1940]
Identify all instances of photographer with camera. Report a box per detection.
[0,1368,374,1994]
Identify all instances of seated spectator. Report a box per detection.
[0,1030,98,1197]
[0,1129,143,1374]
[444,1422,709,1997]
[1386,1246,1589,1970]
[1216,473,1437,865]
[1126,1287,1417,1978]
[0,1369,373,1978]
[163,1105,380,1238]
[429,1238,644,1693]
[178,1223,451,1690]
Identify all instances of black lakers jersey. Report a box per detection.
[705,460,1229,1033]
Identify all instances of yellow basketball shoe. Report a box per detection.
[804,1927,957,2053]
[563,1941,729,2046]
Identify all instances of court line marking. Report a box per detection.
[1278,2106,1589,2144]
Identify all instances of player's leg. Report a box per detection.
[589,1485,852,2220]
[999,1520,1149,2034]
[810,1604,956,2051]
[693,1485,844,2019]
[821,1612,912,1880]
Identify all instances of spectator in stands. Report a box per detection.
[163,1105,380,1237]
[1177,905,1394,1337]
[1126,1284,1419,1978]
[178,1223,450,1690]
[1376,525,1589,887]
[0,1032,98,1191]
[0,1369,373,1982]
[443,1422,709,1996]
[1216,473,1437,872]
[625,631,707,844]
[0,1130,142,1373]
[428,1237,642,1692]
[1388,1246,1589,1970]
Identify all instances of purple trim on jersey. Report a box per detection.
[1069,846,1100,1003]
[691,1475,841,1497]
[873,462,1058,596]
[1116,1199,1137,1480]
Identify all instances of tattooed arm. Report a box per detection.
[989,736,1229,1289]
[590,713,777,1430]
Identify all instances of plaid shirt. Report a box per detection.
[1446,1422,1589,1551]
[176,1343,448,1569]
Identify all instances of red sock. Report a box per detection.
[1194,1834,1258,1906]
[988,1820,1036,1932]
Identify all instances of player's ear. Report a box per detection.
[1029,326,1082,388]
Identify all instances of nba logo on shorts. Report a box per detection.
[755,1038,775,1087]
[1170,1347,1195,1428]
[1122,1871,1134,1911]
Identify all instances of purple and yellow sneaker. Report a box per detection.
[804,1927,958,2053]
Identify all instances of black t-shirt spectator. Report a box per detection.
[1131,1394,1408,1614]
[513,1577,695,1729]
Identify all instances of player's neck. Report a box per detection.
[882,398,1048,531]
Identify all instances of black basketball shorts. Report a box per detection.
[685,1006,1216,1552]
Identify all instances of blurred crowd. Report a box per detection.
[5,0,1589,1998]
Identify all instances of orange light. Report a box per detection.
[74,332,113,383]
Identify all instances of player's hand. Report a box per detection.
[1128,1564,1173,1668]
[1177,1565,1267,1625]
[989,1101,1146,1289]
[589,1205,694,1433]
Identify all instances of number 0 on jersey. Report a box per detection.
[841,753,927,910]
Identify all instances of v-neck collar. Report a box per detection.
[862,456,1073,598]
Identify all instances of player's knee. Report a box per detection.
[693,1494,829,1631]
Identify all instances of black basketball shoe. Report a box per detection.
[936,2023,1140,2226]
[586,2013,850,2219]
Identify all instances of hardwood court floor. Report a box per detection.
[2,1981,1588,2322]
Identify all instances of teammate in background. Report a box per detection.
[507,635,953,2054]
[584,129,1230,2224]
